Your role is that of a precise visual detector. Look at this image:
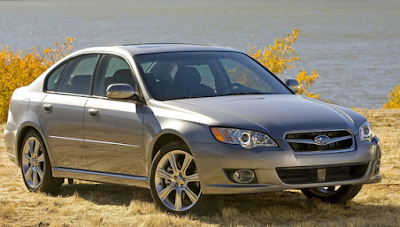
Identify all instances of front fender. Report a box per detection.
[143,106,217,176]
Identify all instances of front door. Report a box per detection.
[84,55,146,176]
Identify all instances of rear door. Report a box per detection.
[84,54,146,176]
[39,54,100,169]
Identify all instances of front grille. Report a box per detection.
[285,130,354,152]
[276,163,369,184]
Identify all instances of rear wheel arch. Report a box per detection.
[20,129,63,193]
[16,125,52,167]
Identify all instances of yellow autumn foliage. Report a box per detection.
[383,85,400,108]
[249,28,320,99]
[296,69,320,99]
[0,37,76,122]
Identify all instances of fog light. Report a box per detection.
[232,170,255,183]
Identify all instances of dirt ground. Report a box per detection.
[1,108,399,226]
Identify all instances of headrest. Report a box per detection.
[71,75,91,94]
[72,75,91,85]
[112,69,135,87]
[174,67,201,90]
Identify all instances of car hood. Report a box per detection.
[160,94,366,139]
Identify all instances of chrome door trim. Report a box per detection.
[49,136,84,141]
[84,139,141,148]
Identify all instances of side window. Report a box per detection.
[56,54,99,95]
[93,55,133,97]
[46,62,67,91]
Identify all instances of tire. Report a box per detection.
[20,130,63,193]
[149,141,210,214]
[301,184,363,204]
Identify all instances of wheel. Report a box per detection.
[301,184,363,204]
[149,141,210,214]
[20,130,63,193]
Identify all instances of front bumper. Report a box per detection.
[191,136,382,194]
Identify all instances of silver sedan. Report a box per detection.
[4,44,382,214]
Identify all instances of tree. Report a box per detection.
[0,37,76,122]
[248,28,320,99]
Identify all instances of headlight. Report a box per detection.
[359,121,374,142]
[211,127,278,149]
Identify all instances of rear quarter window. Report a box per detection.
[45,63,68,91]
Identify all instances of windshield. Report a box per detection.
[135,52,292,101]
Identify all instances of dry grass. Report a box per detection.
[1,109,400,226]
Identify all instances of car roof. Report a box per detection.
[112,43,241,56]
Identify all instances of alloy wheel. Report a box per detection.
[154,150,201,212]
[21,137,45,189]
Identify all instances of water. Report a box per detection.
[1,0,399,108]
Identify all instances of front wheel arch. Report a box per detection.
[147,130,193,176]
[151,133,186,161]
[149,141,211,214]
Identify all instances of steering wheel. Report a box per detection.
[221,83,246,93]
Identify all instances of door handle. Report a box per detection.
[43,104,52,112]
[88,108,98,118]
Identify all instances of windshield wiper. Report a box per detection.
[163,95,215,101]
[222,92,265,96]
[163,93,265,101]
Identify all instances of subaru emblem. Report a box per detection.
[314,135,330,146]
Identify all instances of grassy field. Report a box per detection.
[1,109,399,227]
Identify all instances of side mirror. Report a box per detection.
[285,79,300,93]
[106,83,135,99]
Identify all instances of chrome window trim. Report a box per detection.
[47,92,91,97]
[90,95,108,99]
